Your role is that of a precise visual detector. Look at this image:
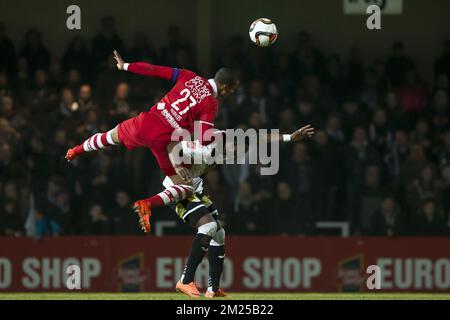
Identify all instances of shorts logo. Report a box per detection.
[157,102,165,110]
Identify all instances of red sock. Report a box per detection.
[73,130,118,155]
[146,185,193,208]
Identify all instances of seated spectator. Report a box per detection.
[108,82,131,123]
[360,69,381,111]
[348,164,386,234]
[239,79,269,126]
[110,190,140,235]
[345,127,380,189]
[368,108,393,155]
[341,100,368,138]
[78,84,97,112]
[411,198,448,236]
[269,182,302,235]
[0,200,24,236]
[396,69,427,114]
[229,181,263,235]
[407,164,444,215]
[370,197,405,236]
[82,203,110,235]
[296,99,323,129]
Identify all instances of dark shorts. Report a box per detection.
[172,192,220,227]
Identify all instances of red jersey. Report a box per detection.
[125,62,218,144]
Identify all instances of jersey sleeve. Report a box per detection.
[125,62,181,81]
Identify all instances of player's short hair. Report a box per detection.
[214,68,238,87]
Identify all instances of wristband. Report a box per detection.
[123,63,129,71]
[282,134,291,142]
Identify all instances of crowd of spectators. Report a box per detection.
[0,17,449,238]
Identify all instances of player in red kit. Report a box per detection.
[65,50,239,233]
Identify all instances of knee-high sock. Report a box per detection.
[72,129,118,156]
[145,184,193,208]
[208,229,225,292]
[181,222,217,284]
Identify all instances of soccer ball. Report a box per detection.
[249,18,278,47]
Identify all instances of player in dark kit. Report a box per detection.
[65,51,239,233]
[164,124,315,298]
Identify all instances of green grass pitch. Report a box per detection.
[1,293,450,300]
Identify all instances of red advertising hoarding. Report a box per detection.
[0,236,449,292]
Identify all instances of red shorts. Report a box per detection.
[117,110,177,176]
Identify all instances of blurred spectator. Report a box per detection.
[325,113,345,145]
[229,181,263,235]
[78,84,97,112]
[108,82,131,123]
[61,36,92,80]
[83,203,110,235]
[19,29,51,75]
[407,164,444,214]
[368,108,393,155]
[0,141,24,181]
[270,182,302,235]
[386,130,410,177]
[110,191,140,235]
[341,100,368,138]
[345,127,380,190]
[240,79,269,126]
[289,31,326,80]
[324,55,346,104]
[1,200,24,236]
[385,41,414,88]
[92,16,124,68]
[370,197,405,236]
[204,169,230,222]
[396,69,427,114]
[296,99,323,129]
[311,130,344,220]
[442,166,450,222]
[360,69,382,111]
[434,39,450,79]
[128,32,158,63]
[411,198,448,235]
[282,143,317,233]
[160,25,193,67]
[0,23,17,77]
[348,165,386,234]
[347,46,364,92]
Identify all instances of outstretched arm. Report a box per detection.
[114,50,179,81]
[256,125,315,143]
[173,125,315,167]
